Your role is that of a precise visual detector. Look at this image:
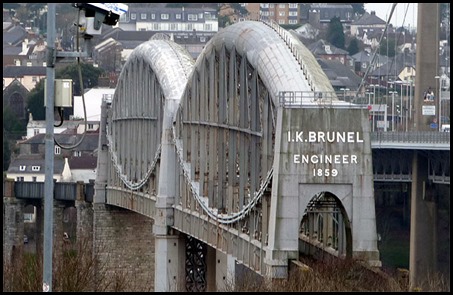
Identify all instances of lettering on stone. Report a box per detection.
[287,130,363,177]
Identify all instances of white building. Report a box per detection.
[118,6,218,33]
[73,87,115,121]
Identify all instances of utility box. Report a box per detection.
[44,79,73,107]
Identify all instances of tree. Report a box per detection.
[218,15,231,28]
[3,106,26,140]
[230,3,248,16]
[378,38,397,57]
[327,16,345,49]
[347,38,360,56]
[3,132,12,172]
[56,63,105,96]
[27,63,105,121]
[350,3,365,15]
[27,79,46,120]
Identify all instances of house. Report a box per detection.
[26,112,82,139]
[351,49,389,77]
[118,5,218,33]
[290,23,320,41]
[3,24,28,46]
[92,38,123,73]
[350,11,388,39]
[254,3,300,25]
[6,154,70,182]
[305,4,354,28]
[306,39,353,68]
[73,87,115,121]
[3,65,46,91]
[368,52,416,87]
[11,125,100,184]
[316,58,363,95]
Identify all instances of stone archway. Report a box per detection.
[299,191,352,259]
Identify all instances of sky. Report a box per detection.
[364,3,418,29]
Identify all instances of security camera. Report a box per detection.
[74,3,128,36]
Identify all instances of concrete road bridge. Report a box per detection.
[3,20,449,292]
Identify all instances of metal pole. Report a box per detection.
[373,85,376,132]
[43,3,55,292]
[438,77,442,131]
[406,83,409,132]
[392,92,395,132]
[409,81,412,120]
[400,85,403,131]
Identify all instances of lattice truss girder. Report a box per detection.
[372,149,450,183]
[173,44,275,228]
[107,57,163,191]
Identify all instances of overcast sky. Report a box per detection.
[364,3,418,29]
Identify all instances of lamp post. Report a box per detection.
[366,91,373,105]
[409,79,413,125]
[435,75,442,131]
[369,84,378,132]
[389,91,398,132]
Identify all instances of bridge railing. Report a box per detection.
[371,131,450,145]
[278,91,364,108]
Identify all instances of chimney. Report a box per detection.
[371,11,376,16]
[22,38,29,53]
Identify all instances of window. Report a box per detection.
[161,13,169,20]
[198,13,203,19]
[269,4,275,8]
[204,23,212,31]
[131,13,136,20]
[20,165,26,171]
[88,124,94,130]
[32,166,40,171]
[279,4,286,8]
[289,3,298,9]
[176,13,181,19]
[151,13,155,20]
[32,76,37,82]
[17,176,24,182]
[74,151,82,157]
[141,13,147,20]
[289,11,298,16]
[187,23,193,31]
[289,19,298,24]
[279,11,285,17]
[260,3,269,8]
[32,176,37,182]
[188,14,198,21]
[34,129,40,135]
[153,23,159,30]
[278,19,285,24]
[270,11,274,16]
[55,146,61,155]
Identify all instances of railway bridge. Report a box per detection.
[4,20,449,292]
[95,20,380,291]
